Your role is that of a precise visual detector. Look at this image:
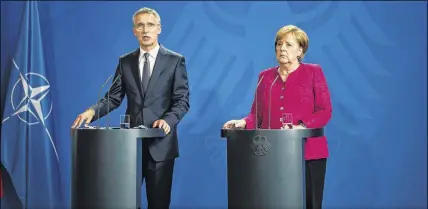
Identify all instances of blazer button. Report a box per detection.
[280,107,284,111]
[280,95,284,99]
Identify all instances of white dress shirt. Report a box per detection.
[139,44,160,82]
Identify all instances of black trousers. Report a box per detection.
[141,145,175,209]
[305,158,327,209]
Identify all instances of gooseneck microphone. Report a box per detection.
[255,75,264,129]
[97,74,113,128]
[106,73,122,129]
[268,75,279,129]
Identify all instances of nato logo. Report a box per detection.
[2,60,52,125]
[250,135,271,156]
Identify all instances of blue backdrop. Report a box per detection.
[1,1,426,208]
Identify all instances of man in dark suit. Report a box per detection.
[71,7,189,209]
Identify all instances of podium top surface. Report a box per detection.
[221,128,324,139]
[71,127,166,138]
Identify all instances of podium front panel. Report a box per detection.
[224,129,323,209]
[70,128,164,209]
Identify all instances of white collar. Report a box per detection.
[139,44,160,61]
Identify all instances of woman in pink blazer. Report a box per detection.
[223,25,332,209]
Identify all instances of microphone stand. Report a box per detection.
[268,75,279,129]
[97,74,113,128]
[106,74,121,129]
[255,75,264,129]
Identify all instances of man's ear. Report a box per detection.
[157,25,162,35]
[132,28,137,37]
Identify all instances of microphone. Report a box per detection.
[255,75,264,129]
[97,74,113,128]
[268,75,279,129]
[106,73,122,129]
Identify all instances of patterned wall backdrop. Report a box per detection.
[1,1,426,208]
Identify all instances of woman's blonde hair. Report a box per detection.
[275,25,309,62]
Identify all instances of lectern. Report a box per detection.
[221,128,324,209]
[70,128,165,209]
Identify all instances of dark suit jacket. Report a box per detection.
[90,45,190,162]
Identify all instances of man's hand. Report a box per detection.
[72,109,95,128]
[153,119,171,134]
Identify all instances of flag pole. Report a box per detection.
[25,2,30,208]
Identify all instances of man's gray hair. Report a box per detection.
[132,7,161,25]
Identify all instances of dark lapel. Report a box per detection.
[145,45,168,99]
[130,49,144,98]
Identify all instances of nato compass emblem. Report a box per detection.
[2,71,52,125]
[250,135,271,156]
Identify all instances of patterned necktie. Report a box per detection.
[142,52,150,92]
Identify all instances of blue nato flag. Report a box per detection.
[1,1,63,208]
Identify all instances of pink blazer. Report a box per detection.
[243,63,332,160]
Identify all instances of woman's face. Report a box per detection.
[275,33,303,65]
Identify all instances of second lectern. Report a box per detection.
[70,128,165,209]
[221,128,324,209]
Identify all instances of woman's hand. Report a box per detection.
[281,124,306,129]
[223,119,246,129]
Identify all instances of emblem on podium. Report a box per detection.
[250,135,271,156]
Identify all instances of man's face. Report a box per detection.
[133,13,161,49]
